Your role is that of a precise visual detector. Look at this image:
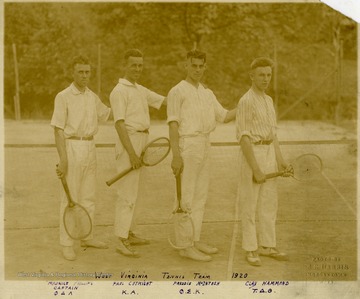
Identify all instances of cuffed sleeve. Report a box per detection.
[110,89,127,123]
[166,87,181,124]
[236,96,253,142]
[50,93,67,129]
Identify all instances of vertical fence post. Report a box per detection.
[339,38,343,106]
[273,42,279,117]
[12,43,21,121]
[97,43,101,96]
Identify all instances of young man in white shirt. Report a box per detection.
[167,49,236,262]
[110,49,166,257]
[51,55,111,261]
[236,57,290,266]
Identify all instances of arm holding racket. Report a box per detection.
[115,120,142,169]
[54,127,68,178]
[240,135,266,184]
[265,170,291,179]
[106,137,171,186]
[169,121,183,176]
[265,153,322,181]
[273,135,290,173]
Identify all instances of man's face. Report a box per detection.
[72,64,91,89]
[186,57,206,83]
[125,56,143,83]
[250,66,272,92]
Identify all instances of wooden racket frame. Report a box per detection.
[167,173,195,250]
[264,153,323,181]
[106,137,170,186]
[60,176,92,240]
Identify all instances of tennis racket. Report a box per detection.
[58,171,92,240]
[265,153,323,181]
[106,137,170,186]
[167,174,195,250]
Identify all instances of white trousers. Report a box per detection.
[175,135,211,247]
[59,139,97,246]
[237,144,278,252]
[114,133,148,239]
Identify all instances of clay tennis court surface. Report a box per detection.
[3,120,357,281]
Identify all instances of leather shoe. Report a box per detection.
[179,247,212,262]
[259,247,289,261]
[62,246,76,261]
[195,242,218,254]
[116,238,140,258]
[246,251,261,266]
[81,240,108,249]
[128,231,150,245]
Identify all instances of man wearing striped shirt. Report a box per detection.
[236,57,290,266]
[167,49,236,262]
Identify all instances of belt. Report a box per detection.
[253,140,273,145]
[136,129,149,134]
[68,136,94,141]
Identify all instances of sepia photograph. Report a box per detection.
[1,0,358,298]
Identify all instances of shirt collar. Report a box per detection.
[119,78,138,87]
[70,83,90,95]
[250,86,266,98]
[182,79,204,90]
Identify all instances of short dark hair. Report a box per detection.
[124,49,143,61]
[187,49,206,63]
[250,57,274,70]
[72,55,90,69]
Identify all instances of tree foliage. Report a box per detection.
[4,2,357,121]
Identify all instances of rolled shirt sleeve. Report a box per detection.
[51,93,67,130]
[236,96,253,142]
[166,87,181,124]
[110,90,127,123]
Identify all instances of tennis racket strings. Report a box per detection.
[171,213,194,248]
[59,175,92,240]
[142,137,170,166]
[168,174,195,249]
[106,137,170,186]
[290,153,323,181]
[63,205,92,240]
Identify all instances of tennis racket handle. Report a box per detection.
[175,174,181,199]
[106,167,133,186]
[265,171,284,179]
[59,177,74,206]
[60,177,70,194]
